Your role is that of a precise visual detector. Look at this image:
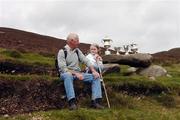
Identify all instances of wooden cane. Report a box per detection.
[97,62,111,108]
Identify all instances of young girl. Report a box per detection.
[86,43,104,73]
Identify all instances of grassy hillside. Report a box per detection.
[1,106,180,120]
[0,48,180,120]
[0,48,54,66]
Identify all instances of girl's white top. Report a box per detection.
[86,53,103,66]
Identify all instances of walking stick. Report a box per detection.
[97,62,111,108]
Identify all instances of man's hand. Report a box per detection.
[68,70,84,80]
[74,72,84,80]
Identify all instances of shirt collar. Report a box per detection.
[65,44,77,52]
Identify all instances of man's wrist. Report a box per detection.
[91,69,96,73]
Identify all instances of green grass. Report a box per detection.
[0,48,55,66]
[163,64,180,77]
[0,93,180,120]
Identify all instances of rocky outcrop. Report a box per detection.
[137,65,168,77]
[125,65,168,78]
[102,54,170,78]
[103,64,120,75]
[103,53,152,68]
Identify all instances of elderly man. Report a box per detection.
[57,33,104,110]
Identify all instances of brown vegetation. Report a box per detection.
[0,27,96,55]
[152,48,180,64]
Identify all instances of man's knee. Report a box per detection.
[60,72,73,80]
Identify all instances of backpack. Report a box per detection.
[55,48,80,77]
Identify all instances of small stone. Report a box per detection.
[166,74,172,78]
[11,70,16,73]
[138,65,167,77]
[149,76,156,81]
[127,67,137,73]
[3,114,9,118]
[60,95,66,99]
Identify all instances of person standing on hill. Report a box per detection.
[57,33,104,110]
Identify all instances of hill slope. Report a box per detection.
[0,27,92,55]
[152,48,180,63]
[0,27,179,62]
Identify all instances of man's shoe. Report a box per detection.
[91,103,104,109]
[91,98,104,109]
[69,103,77,110]
[68,98,78,110]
